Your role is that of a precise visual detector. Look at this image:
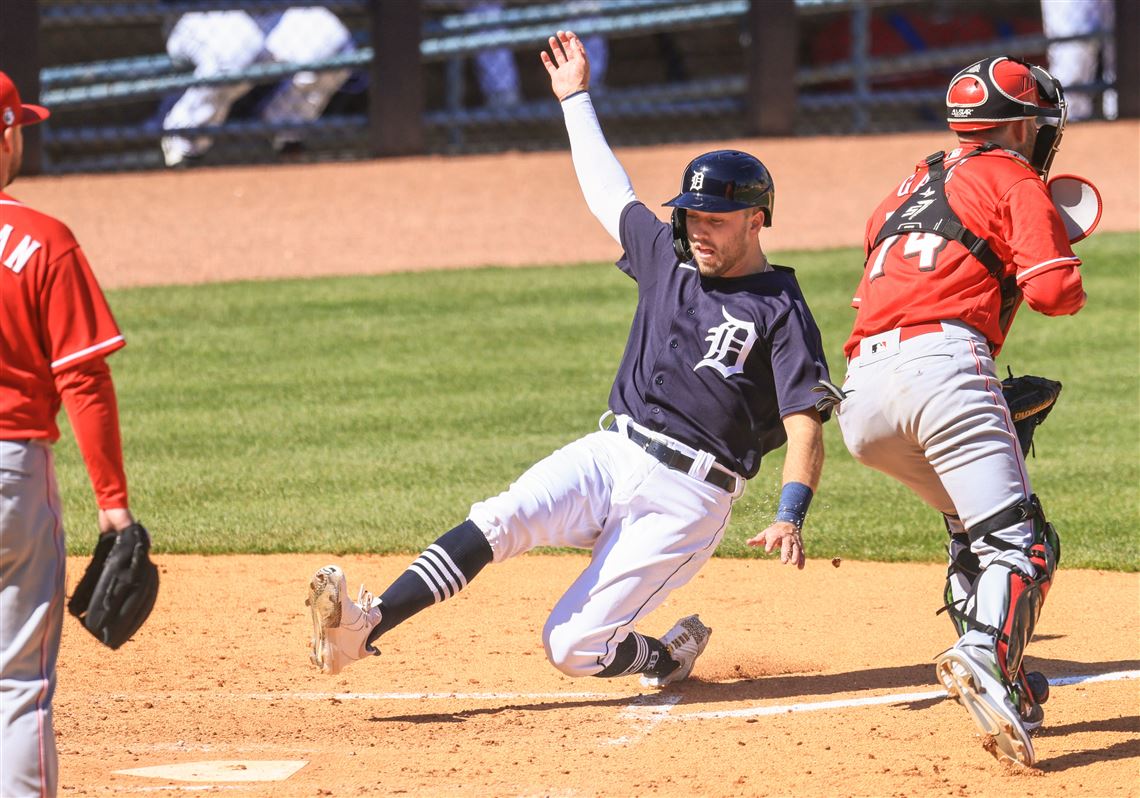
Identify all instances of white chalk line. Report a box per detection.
[669,669,1140,721]
[97,690,612,702]
[92,668,1140,721]
[101,785,251,794]
[603,693,682,746]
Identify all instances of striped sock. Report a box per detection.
[595,631,673,678]
[368,519,492,642]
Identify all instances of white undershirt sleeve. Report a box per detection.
[560,92,638,245]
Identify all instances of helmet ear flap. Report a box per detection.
[671,208,691,262]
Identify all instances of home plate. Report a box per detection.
[114,760,307,783]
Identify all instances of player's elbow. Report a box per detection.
[1022,268,1087,316]
[1025,285,1087,316]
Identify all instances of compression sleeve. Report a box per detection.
[56,358,129,509]
[560,91,638,244]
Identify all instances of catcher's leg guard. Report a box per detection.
[941,514,978,639]
[940,513,1050,727]
[946,496,1059,727]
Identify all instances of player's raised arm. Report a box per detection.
[542,30,636,244]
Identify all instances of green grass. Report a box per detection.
[53,232,1139,569]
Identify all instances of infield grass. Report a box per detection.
[55,232,1139,570]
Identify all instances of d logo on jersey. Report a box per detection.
[695,306,757,378]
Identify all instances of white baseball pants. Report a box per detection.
[1,440,66,798]
[468,417,743,677]
[836,321,1037,649]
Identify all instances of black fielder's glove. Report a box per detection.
[68,523,159,649]
[1001,370,1063,457]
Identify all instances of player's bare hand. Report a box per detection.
[746,521,806,570]
[540,30,590,100]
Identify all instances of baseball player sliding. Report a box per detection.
[1,72,157,798]
[834,56,1084,767]
[308,31,832,688]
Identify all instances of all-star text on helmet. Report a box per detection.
[946,55,1067,179]
[662,150,775,262]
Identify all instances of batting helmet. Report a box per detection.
[662,150,775,262]
[946,55,1067,178]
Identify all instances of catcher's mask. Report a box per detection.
[945,55,1067,179]
[662,149,774,262]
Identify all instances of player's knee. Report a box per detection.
[542,623,602,678]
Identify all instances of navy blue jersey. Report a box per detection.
[610,202,831,478]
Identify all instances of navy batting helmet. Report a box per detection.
[663,150,775,262]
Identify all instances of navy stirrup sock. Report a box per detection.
[595,632,673,678]
[369,519,493,642]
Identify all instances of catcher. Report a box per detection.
[832,56,1084,767]
[0,72,157,798]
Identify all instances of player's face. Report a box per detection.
[1010,118,1036,161]
[686,208,759,278]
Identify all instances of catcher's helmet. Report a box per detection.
[946,55,1067,178]
[662,150,774,262]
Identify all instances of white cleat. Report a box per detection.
[641,614,712,688]
[307,565,382,676]
[936,645,1035,767]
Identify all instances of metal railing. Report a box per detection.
[31,0,1121,173]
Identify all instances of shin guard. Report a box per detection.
[952,497,1060,686]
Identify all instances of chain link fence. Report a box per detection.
[26,0,1123,173]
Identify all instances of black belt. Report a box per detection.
[612,424,737,492]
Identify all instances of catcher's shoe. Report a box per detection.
[1016,667,1049,731]
[641,615,712,688]
[936,646,1035,767]
[307,565,382,676]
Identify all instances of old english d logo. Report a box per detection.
[695,306,757,378]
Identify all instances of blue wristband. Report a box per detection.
[775,481,813,528]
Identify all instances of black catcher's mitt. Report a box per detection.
[68,523,159,649]
[1001,371,1063,456]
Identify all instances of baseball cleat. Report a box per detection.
[307,565,382,676]
[1015,668,1049,731]
[936,646,1035,767]
[641,614,712,688]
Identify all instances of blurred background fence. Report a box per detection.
[1,0,1133,174]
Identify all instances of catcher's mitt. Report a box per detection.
[68,523,159,649]
[1001,370,1062,457]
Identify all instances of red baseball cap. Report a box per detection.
[0,71,50,131]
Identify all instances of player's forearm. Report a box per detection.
[780,409,824,492]
[560,92,637,243]
[56,360,130,509]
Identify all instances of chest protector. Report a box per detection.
[871,144,1020,335]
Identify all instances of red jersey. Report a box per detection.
[1,191,129,506]
[844,144,1083,358]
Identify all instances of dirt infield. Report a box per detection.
[57,554,1139,796]
[20,122,1139,795]
[17,122,1139,288]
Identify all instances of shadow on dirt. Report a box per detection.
[369,694,638,724]
[678,656,1140,708]
[367,656,1137,725]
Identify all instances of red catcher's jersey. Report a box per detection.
[844,144,1080,358]
[1,192,125,441]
